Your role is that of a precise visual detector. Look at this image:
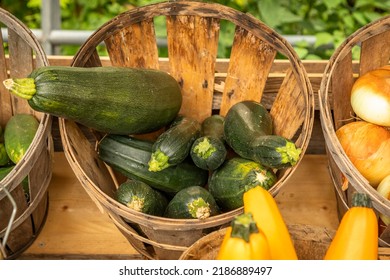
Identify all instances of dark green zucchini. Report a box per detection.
[190,115,227,171]
[115,180,168,216]
[224,100,301,169]
[148,116,201,172]
[164,186,220,219]
[98,134,208,195]
[4,114,39,164]
[3,66,182,135]
[208,157,277,211]
[201,114,225,141]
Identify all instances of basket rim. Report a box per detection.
[318,14,390,215]
[59,0,315,229]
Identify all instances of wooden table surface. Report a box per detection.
[19,152,340,259]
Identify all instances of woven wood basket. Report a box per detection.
[319,15,390,247]
[0,8,53,259]
[179,224,390,260]
[59,0,314,259]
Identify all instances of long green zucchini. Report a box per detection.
[98,134,209,194]
[3,66,182,135]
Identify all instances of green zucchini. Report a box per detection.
[98,134,208,195]
[201,114,225,141]
[3,66,182,135]
[115,180,168,216]
[148,116,201,172]
[224,100,301,169]
[4,114,39,164]
[164,186,220,219]
[208,157,277,211]
[190,115,227,171]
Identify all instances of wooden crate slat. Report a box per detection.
[0,28,13,127]
[360,29,390,75]
[219,26,276,116]
[7,29,35,116]
[270,67,305,139]
[166,15,220,123]
[105,20,159,69]
[331,51,354,130]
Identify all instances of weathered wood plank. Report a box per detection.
[105,20,159,69]
[166,15,219,123]
[220,26,276,116]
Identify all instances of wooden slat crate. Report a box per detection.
[319,15,390,247]
[0,7,53,259]
[59,1,315,260]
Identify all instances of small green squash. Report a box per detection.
[116,180,168,216]
[148,116,201,172]
[164,186,220,219]
[224,100,301,169]
[190,115,227,171]
[208,157,277,211]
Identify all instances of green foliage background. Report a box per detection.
[1,0,390,59]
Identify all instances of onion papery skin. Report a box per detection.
[336,121,390,188]
[351,66,390,127]
[377,175,390,225]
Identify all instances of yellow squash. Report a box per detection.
[217,212,271,260]
[324,192,378,260]
[243,186,298,260]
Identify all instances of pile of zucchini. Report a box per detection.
[2,66,302,219]
[99,101,301,218]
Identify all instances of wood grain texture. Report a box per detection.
[166,15,219,123]
[220,26,276,116]
[105,20,159,69]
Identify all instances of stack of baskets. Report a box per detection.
[0,8,53,259]
[319,15,390,247]
[59,0,315,259]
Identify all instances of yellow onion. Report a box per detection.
[351,66,390,127]
[377,174,390,226]
[336,121,390,188]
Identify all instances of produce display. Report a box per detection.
[3,66,302,222]
[324,192,378,260]
[0,114,39,200]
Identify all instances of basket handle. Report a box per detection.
[0,184,18,259]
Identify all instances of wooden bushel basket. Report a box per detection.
[59,0,314,259]
[319,15,390,247]
[0,8,53,259]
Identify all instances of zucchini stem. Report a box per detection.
[148,149,170,172]
[276,141,302,166]
[193,137,216,159]
[187,197,211,219]
[3,78,36,100]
